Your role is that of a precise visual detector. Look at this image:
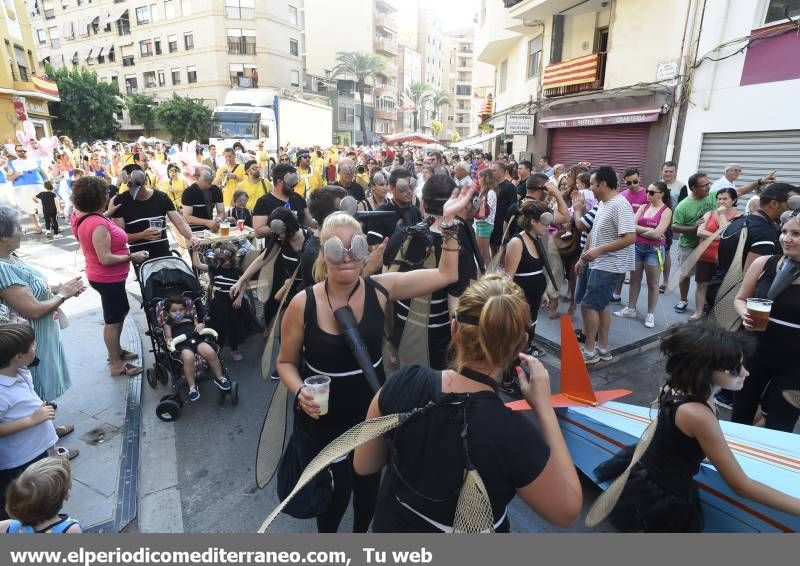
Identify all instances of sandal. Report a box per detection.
[55,446,80,460]
[111,363,143,377]
[107,350,139,362]
[55,425,74,438]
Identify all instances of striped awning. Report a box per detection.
[542,53,600,89]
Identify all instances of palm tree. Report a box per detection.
[331,51,386,145]
[431,89,452,122]
[403,81,433,132]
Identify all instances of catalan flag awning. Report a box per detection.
[32,75,59,98]
[543,53,600,89]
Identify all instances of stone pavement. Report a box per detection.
[16,224,143,532]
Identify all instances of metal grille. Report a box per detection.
[698,130,800,185]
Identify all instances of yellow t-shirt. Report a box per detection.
[159,178,187,207]
[295,166,324,197]
[236,177,271,209]
[214,163,245,207]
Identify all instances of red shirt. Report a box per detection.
[72,213,130,283]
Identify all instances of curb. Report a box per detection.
[83,316,143,533]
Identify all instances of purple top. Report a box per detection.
[635,203,668,246]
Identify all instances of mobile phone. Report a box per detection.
[45,401,58,410]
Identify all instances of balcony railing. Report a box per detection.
[227,41,257,55]
[231,76,255,88]
[225,6,255,19]
[374,36,397,56]
[375,109,396,121]
[542,51,606,98]
[375,15,397,32]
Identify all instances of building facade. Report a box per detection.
[397,44,421,131]
[28,0,305,138]
[305,0,398,145]
[676,0,800,186]
[1,0,59,140]
[474,0,696,181]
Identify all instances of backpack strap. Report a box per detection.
[45,515,79,533]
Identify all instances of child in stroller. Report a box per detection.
[162,296,231,402]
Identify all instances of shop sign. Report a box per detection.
[11,96,27,121]
[504,114,535,135]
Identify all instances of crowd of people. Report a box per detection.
[0,128,799,534]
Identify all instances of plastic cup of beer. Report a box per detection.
[304,375,331,416]
[148,217,165,231]
[219,221,230,237]
[237,219,245,232]
[746,298,773,331]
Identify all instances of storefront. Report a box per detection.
[0,75,59,142]
[539,93,670,181]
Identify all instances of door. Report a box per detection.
[698,130,800,185]
[549,123,650,179]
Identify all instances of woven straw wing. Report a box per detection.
[255,381,289,489]
[452,469,496,533]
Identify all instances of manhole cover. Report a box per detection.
[79,424,120,446]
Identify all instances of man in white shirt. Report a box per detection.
[575,165,636,364]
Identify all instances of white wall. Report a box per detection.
[677,0,800,181]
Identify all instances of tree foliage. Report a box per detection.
[155,94,212,143]
[126,94,158,136]
[45,64,123,140]
[451,131,461,143]
[431,119,443,137]
[331,51,386,145]
[403,82,433,132]
[431,89,452,121]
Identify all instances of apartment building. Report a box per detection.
[443,26,494,142]
[28,0,305,138]
[676,0,800,186]
[305,0,398,145]
[1,0,59,140]
[397,44,421,131]
[474,0,695,180]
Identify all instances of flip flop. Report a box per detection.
[55,425,74,438]
[111,363,143,377]
[55,446,80,460]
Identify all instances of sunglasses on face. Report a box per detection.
[625,179,640,186]
[646,190,662,196]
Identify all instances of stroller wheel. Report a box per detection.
[230,381,239,406]
[146,368,158,389]
[160,393,183,408]
[217,388,226,406]
[156,398,181,422]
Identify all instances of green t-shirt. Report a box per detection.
[672,189,719,249]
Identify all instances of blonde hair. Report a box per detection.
[5,457,72,526]
[312,212,364,282]
[451,274,530,371]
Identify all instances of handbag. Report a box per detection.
[276,422,334,519]
[473,192,490,221]
[552,222,578,257]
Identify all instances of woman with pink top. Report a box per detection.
[615,181,672,328]
[70,177,147,377]
[694,188,742,321]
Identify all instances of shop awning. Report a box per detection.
[451,129,505,149]
[539,105,663,129]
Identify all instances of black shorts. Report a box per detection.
[89,280,130,324]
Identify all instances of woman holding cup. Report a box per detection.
[276,185,475,533]
[732,209,800,431]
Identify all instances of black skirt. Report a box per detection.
[208,292,260,349]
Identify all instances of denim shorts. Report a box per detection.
[582,269,625,312]
[575,262,591,304]
[635,243,664,267]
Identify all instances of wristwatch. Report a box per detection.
[55,292,67,302]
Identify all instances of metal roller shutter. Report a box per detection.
[698,130,800,185]
[549,123,650,180]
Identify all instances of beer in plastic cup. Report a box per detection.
[149,218,165,231]
[237,219,245,232]
[746,298,772,331]
[219,221,230,237]
[304,375,331,416]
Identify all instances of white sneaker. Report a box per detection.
[644,313,655,328]
[614,307,637,318]
[597,348,613,361]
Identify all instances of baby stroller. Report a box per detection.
[138,254,240,422]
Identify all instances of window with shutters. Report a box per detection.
[140,39,153,57]
[187,66,197,83]
[171,68,181,85]
[168,34,177,53]
[289,38,298,56]
[184,33,194,50]
[143,71,156,88]
[136,6,150,25]
[157,69,165,86]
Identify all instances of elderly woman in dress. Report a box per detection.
[0,204,85,438]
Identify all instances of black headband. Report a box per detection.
[455,312,480,326]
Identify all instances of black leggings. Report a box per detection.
[732,351,799,432]
[316,456,381,533]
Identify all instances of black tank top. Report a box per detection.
[297,276,388,445]
[640,394,709,497]
[512,234,547,303]
[754,254,800,352]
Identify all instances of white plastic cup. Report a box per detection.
[304,375,331,416]
[219,221,231,237]
[149,217,165,231]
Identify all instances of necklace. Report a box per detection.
[323,277,360,313]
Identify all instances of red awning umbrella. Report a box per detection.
[383,132,439,145]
